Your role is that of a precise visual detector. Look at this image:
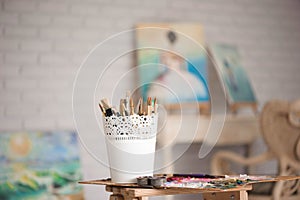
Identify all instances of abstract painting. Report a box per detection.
[135,23,209,104]
[209,44,256,104]
[0,131,83,200]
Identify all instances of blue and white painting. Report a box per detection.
[136,23,209,104]
[210,44,256,103]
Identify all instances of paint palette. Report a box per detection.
[137,174,274,190]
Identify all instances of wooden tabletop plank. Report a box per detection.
[79,179,137,187]
[105,185,252,197]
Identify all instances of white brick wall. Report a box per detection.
[1,0,300,199]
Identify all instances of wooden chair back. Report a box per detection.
[261,100,300,167]
[261,100,300,200]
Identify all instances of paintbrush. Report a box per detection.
[98,102,106,116]
[147,97,152,115]
[153,97,157,114]
[111,107,120,116]
[100,98,110,109]
[139,97,143,115]
[119,99,125,116]
[122,103,129,116]
[172,174,225,179]
[100,98,113,117]
[130,98,135,115]
[125,90,130,111]
[135,98,141,114]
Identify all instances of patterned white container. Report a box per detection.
[103,114,158,183]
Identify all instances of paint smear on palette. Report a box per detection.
[163,174,274,190]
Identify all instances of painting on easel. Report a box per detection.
[209,44,257,112]
[135,23,209,108]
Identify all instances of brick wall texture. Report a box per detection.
[1,0,300,199]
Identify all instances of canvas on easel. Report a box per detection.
[208,44,257,113]
[135,23,210,112]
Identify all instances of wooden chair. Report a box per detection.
[211,99,300,200]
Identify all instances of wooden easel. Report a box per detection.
[229,102,258,115]
[106,184,250,200]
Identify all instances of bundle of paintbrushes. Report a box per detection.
[99,92,158,183]
[98,91,157,117]
[99,91,158,139]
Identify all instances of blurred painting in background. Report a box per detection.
[136,23,209,104]
[0,132,83,200]
[209,44,256,104]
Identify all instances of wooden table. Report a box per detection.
[79,179,252,200]
[79,176,300,200]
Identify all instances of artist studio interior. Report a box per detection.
[1,0,300,200]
